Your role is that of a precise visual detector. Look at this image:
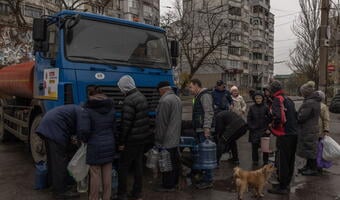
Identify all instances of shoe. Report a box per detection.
[268,187,289,195]
[301,169,318,176]
[55,191,80,199]
[154,187,176,192]
[195,182,213,190]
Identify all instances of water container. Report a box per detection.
[34,161,48,190]
[192,139,217,170]
[146,148,159,169]
[159,149,172,172]
[112,168,118,189]
[77,176,88,193]
[261,137,270,153]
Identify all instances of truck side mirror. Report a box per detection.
[170,40,179,58]
[33,18,47,41]
[33,18,49,52]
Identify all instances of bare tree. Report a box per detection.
[60,0,90,10]
[5,0,27,27]
[289,0,320,87]
[88,0,112,14]
[162,0,232,89]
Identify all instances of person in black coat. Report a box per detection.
[36,104,81,199]
[79,86,117,200]
[117,75,151,200]
[215,111,247,165]
[247,91,272,166]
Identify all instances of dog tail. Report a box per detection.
[233,167,241,179]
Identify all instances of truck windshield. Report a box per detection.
[65,18,171,69]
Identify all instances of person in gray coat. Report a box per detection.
[154,81,182,191]
[297,81,321,176]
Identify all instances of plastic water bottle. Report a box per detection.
[34,161,48,190]
[146,148,159,169]
[112,168,118,189]
[77,176,88,193]
[159,149,172,172]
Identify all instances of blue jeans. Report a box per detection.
[197,133,213,183]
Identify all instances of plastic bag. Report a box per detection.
[77,175,88,193]
[322,136,340,161]
[317,140,332,168]
[67,144,89,182]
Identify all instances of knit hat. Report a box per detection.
[230,86,238,92]
[252,90,264,102]
[157,81,170,90]
[269,80,282,93]
[117,75,136,93]
[300,81,315,97]
[316,90,326,101]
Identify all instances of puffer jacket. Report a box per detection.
[297,92,321,159]
[231,95,246,118]
[79,95,117,165]
[119,89,151,145]
[247,99,271,144]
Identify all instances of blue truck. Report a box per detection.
[0,10,178,163]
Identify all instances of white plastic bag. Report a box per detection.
[322,135,340,161]
[67,144,89,182]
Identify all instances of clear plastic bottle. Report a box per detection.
[159,149,172,172]
[77,176,88,193]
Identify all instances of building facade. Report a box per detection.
[181,0,274,90]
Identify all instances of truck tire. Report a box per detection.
[29,114,47,163]
[0,102,11,142]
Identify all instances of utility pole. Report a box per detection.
[336,1,340,95]
[319,0,330,99]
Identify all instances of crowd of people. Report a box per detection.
[35,76,331,199]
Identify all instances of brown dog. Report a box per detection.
[233,163,276,200]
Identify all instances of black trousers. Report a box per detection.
[118,144,144,198]
[276,135,297,189]
[217,140,239,162]
[47,139,69,194]
[251,143,269,163]
[162,147,180,189]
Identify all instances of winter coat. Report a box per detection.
[36,104,80,146]
[231,95,246,118]
[212,89,233,113]
[247,103,271,144]
[155,90,182,148]
[79,96,117,165]
[297,92,321,159]
[319,102,330,137]
[215,111,247,142]
[119,89,151,145]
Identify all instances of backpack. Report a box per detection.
[271,95,293,136]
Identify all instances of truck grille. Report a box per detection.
[96,86,160,113]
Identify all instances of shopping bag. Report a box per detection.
[317,140,332,169]
[261,137,270,153]
[67,144,89,182]
[322,136,340,161]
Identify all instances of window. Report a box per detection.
[243,62,248,69]
[229,6,241,16]
[228,46,241,56]
[242,23,249,32]
[230,33,241,41]
[253,52,263,60]
[230,20,241,28]
[264,55,269,61]
[24,5,42,18]
[0,2,10,15]
[229,60,241,69]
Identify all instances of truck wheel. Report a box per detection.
[30,114,46,163]
[0,103,11,142]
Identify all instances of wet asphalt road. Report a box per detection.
[0,101,339,200]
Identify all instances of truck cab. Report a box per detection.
[0,10,178,162]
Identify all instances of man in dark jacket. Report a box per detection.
[215,111,247,164]
[268,80,298,195]
[212,80,233,113]
[154,81,182,191]
[117,75,151,200]
[36,104,80,199]
[189,79,215,189]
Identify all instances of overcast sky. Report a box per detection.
[160,0,301,75]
